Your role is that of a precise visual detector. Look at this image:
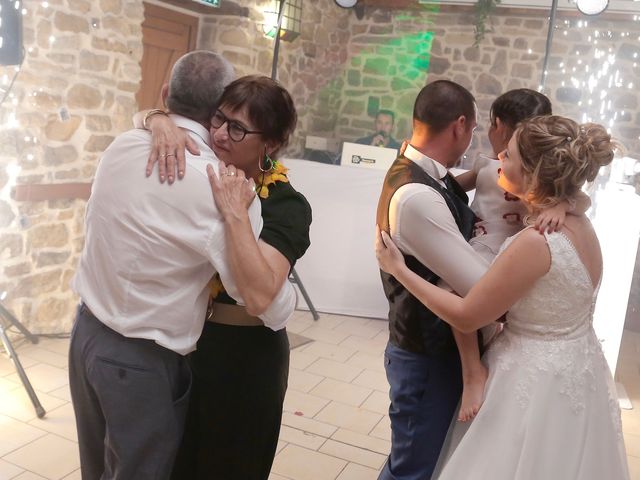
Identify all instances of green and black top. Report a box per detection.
[212,170,312,305]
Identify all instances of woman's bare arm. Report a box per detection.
[376,226,550,332]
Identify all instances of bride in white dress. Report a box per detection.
[375,115,630,480]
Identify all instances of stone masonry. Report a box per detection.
[0,0,143,332]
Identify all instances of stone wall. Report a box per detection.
[199,4,640,162]
[0,0,143,332]
[305,7,640,163]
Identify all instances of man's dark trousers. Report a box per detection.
[68,304,192,480]
[378,343,462,480]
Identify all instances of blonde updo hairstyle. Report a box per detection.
[515,115,618,209]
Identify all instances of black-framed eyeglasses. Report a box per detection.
[211,110,263,142]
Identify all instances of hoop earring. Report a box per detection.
[259,148,273,173]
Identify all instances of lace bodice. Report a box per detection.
[435,229,629,480]
[503,229,596,339]
[489,229,620,431]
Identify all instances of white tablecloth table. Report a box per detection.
[285,158,389,319]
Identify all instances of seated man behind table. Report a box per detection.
[356,109,401,150]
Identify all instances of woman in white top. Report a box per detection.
[452,90,588,422]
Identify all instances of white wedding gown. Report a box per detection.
[435,230,630,480]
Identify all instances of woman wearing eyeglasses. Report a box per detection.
[140,75,312,480]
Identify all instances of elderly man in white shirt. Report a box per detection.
[69,51,296,480]
[376,80,489,480]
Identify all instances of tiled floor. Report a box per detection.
[0,311,639,479]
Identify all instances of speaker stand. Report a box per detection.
[0,302,46,418]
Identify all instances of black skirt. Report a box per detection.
[172,321,290,480]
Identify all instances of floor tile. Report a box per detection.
[290,350,319,370]
[2,433,79,480]
[361,391,390,416]
[0,388,66,423]
[33,338,71,357]
[48,384,72,403]
[340,336,387,355]
[12,472,48,479]
[283,390,331,418]
[315,402,382,435]
[275,440,287,455]
[622,409,640,436]
[0,355,39,377]
[18,346,68,369]
[344,351,385,373]
[310,313,349,330]
[628,454,640,479]
[370,416,391,442]
[625,432,640,458]
[268,473,290,480]
[331,428,391,455]
[287,314,315,334]
[301,342,357,363]
[306,358,363,383]
[333,319,385,339]
[4,364,69,394]
[61,469,82,480]
[310,378,372,407]
[298,326,351,346]
[0,414,47,457]
[278,425,327,451]
[288,368,324,393]
[271,444,347,480]
[336,462,380,480]
[27,403,77,442]
[0,377,20,395]
[281,412,338,438]
[352,369,388,392]
[1,318,639,479]
[319,439,386,469]
[0,458,24,479]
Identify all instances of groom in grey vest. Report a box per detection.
[376,80,489,480]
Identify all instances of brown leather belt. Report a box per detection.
[206,302,263,327]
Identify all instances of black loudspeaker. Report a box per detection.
[0,0,23,66]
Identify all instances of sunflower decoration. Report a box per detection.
[256,160,289,199]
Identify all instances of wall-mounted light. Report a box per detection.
[335,0,358,7]
[334,0,364,19]
[263,0,302,42]
[575,0,609,15]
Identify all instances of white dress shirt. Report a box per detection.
[389,145,489,296]
[72,115,296,355]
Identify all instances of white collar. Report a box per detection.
[403,144,448,181]
[169,114,211,146]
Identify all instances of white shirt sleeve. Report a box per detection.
[259,280,296,331]
[391,184,489,296]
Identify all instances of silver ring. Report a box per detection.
[228,171,236,176]
[166,153,176,157]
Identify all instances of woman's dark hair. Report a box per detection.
[490,89,552,134]
[413,80,476,134]
[219,75,297,156]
